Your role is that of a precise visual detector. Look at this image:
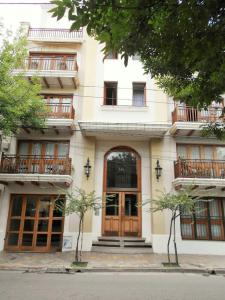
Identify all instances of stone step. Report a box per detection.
[124,242,152,248]
[92,241,121,247]
[98,236,146,243]
[91,246,153,254]
[123,238,146,243]
[97,237,121,242]
[92,236,152,253]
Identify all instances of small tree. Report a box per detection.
[56,187,102,263]
[147,187,204,265]
[0,25,47,139]
[202,118,225,141]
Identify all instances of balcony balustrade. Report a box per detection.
[174,159,225,179]
[24,56,77,72]
[28,28,83,42]
[172,106,224,124]
[46,103,75,119]
[0,155,71,175]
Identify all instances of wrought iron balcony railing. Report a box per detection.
[172,106,224,123]
[28,28,83,40]
[174,159,225,179]
[0,155,72,175]
[46,103,75,119]
[24,56,78,71]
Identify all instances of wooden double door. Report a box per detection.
[102,147,142,237]
[103,192,141,237]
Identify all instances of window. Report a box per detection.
[180,198,225,241]
[43,95,73,118]
[132,83,146,106]
[106,149,138,189]
[104,82,117,105]
[17,141,70,174]
[105,51,118,59]
[176,144,225,160]
[18,141,69,158]
[176,145,225,178]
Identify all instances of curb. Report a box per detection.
[0,266,225,275]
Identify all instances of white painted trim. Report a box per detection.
[28,37,83,43]
[0,174,73,185]
[173,177,225,188]
[62,232,93,252]
[78,121,171,137]
[0,231,4,251]
[100,105,149,112]
[46,119,74,127]
[152,234,225,255]
[170,122,204,134]
[13,70,77,78]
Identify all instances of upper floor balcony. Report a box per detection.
[15,54,78,89]
[0,154,72,186]
[28,27,83,43]
[43,95,75,130]
[174,159,225,179]
[18,95,75,135]
[46,102,75,119]
[170,105,224,137]
[173,158,225,190]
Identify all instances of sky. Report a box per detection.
[0,0,71,32]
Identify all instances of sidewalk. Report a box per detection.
[0,251,225,273]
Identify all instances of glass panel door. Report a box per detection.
[209,199,224,240]
[123,193,140,236]
[50,97,60,113]
[36,196,51,248]
[5,195,65,252]
[203,146,214,177]
[62,97,71,114]
[31,143,42,173]
[45,143,55,174]
[177,145,187,159]
[190,146,200,159]
[216,147,225,160]
[22,195,38,247]
[6,195,23,248]
[125,194,138,217]
[104,193,120,236]
[195,201,209,240]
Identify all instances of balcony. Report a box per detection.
[170,106,224,136]
[46,103,74,120]
[173,159,225,190]
[78,121,170,140]
[28,28,83,43]
[15,55,78,89]
[0,155,72,186]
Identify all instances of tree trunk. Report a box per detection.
[80,216,84,262]
[75,217,82,262]
[167,213,174,264]
[173,212,179,265]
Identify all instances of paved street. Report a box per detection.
[0,271,225,300]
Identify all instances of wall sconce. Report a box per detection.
[84,158,91,179]
[155,160,162,181]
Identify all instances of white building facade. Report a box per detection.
[0,3,224,255]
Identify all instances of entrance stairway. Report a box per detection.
[91,236,153,254]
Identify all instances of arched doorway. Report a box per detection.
[102,147,142,237]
